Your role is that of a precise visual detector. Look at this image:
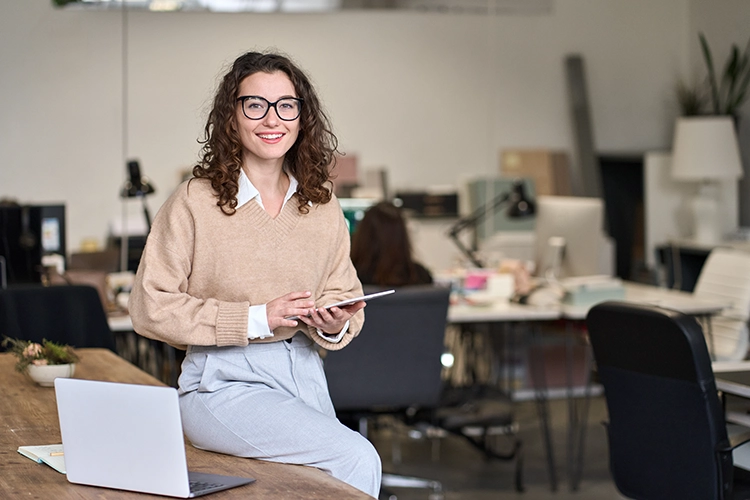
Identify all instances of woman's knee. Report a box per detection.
[332,432,382,497]
[352,434,382,471]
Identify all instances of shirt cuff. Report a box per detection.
[315,320,349,344]
[248,304,274,339]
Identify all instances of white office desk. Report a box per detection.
[447,280,729,492]
[448,282,727,323]
[446,297,562,491]
[560,281,729,320]
[449,301,560,323]
[108,312,133,332]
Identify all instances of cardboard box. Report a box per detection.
[329,154,358,197]
[500,149,572,196]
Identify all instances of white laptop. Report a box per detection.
[54,378,255,498]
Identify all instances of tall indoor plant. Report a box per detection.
[673,32,750,244]
[677,32,750,119]
[700,33,750,119]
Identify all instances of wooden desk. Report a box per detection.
[0,348,371,499]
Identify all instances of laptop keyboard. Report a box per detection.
[189,480,224,494]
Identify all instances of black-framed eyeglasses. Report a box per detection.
[236,95,303,121]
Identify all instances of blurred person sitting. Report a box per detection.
[351,202,433,287]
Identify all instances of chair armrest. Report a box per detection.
[728,431,750,451]
[717,421,750,452]
[724,412,750,450]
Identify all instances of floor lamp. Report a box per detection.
[448,179,536,268]
[671,116,743,245]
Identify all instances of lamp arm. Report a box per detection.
[138,193,152,232]
[447,192,511,268]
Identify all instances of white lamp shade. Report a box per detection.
[671,116,743,181]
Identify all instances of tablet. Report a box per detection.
[321,289,395,310]
[287,289,395,320]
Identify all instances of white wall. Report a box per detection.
[0,0,739,254]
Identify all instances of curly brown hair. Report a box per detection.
[193,51,338,215]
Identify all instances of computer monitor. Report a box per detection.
[0,204,66,284]
[338,198,378,234]
[533,196,605,279]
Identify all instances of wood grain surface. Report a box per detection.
[0,348,371,499]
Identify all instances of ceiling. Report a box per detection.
[53,0,554,15]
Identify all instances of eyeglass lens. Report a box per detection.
[240,96,301,121]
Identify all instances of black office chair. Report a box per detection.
[0,284,116,352]
[586,301,750,500]
[324,285,522,499]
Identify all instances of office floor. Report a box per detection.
[369,395,627,500]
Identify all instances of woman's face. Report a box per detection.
[235,71,300,168]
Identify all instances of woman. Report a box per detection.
[128,51,381,497]
[350,201,433,287]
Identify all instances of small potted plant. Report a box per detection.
[2,337,80,386]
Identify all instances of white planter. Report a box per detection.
[26,363,76,387]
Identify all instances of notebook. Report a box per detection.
[54,378,255,498]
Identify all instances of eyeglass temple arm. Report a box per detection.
[448,191,512,269]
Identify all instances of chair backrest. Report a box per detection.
[324,285,451,411]
[693,248,750,361]
[586,301,731,500]
[0,285,116,351]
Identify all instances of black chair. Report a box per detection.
[324,285,522,499]
[0,284,116,351]
[586,301,750,500]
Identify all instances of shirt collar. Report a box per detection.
[237,169,299,209]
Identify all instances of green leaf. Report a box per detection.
[700,32,721,114]
[723,54,736,114]
[726,37,750,114]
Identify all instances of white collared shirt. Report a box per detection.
[239,170,348,343]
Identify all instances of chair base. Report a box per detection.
[380,473,444,500]
[434,388,524,492]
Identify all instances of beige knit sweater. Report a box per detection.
[128,178,364,351]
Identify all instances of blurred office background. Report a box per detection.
[2,0,749,274]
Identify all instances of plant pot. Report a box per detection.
[26,363,76,387]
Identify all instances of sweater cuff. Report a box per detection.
[216,301,251,346]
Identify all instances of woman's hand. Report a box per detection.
[298,300,366,334]
[266,291,316,331]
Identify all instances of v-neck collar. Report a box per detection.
[237,169,298,211]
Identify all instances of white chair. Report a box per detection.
[693,248,750,361]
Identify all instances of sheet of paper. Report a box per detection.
[18,444,66,474]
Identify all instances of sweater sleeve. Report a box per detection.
[128,185,250,350]
[307,199,365,351]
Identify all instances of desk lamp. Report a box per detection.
[671,116,743,245]
[119,160,156,272]
[448,179,535,268]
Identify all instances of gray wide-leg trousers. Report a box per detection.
[179,334,382,498]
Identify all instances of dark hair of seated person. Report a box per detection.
[350,201,433,287]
